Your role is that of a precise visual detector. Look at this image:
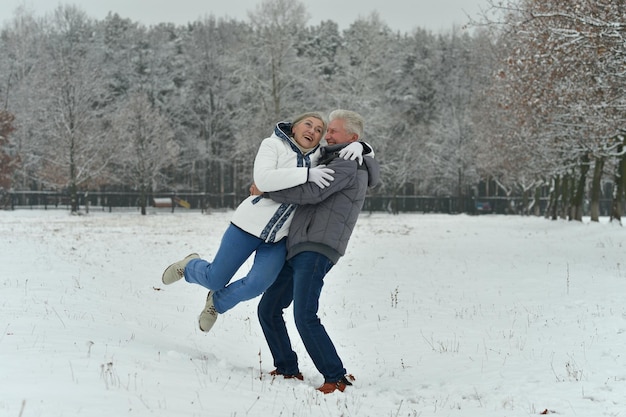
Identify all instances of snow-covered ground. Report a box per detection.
[1,209,625,417]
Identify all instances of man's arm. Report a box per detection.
[265,160,357,205]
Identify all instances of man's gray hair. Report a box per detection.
[329,109,364,139]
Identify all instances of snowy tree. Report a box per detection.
[169,18,244,205]
[224,0,317,191]
[376,36,434,208]
[332,13,397,111]
[0,110,17,208]
[335,14,428,209]
[0,6,45,191]
[427,30,482,202]
[244,0,311,121]
[296,20,343,82]
[31,6,113,212]
[0,5,41,108]
[481,0,626,220]
[110,92,178,215]
[10,1,625,221]
[471,28,558,214]
[99,12,143,99]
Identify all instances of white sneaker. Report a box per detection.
[198,292,218,332]
[161,253,199,284]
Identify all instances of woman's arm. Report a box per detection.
[253,138,316,192]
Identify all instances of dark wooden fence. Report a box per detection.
[3,190,616,216]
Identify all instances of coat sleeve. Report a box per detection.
[266,160,357,205]
[253,138,309,192]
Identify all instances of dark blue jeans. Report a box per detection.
[258,251,346,382]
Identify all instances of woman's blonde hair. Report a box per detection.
[292,112,327,135]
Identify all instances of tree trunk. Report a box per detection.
[70,140,79,213]
[522,189,529,216]
[139,183,147,215]
[571,154,589,221]
[548,175,559,220]
[387,192,399,215]
[610,145,626,224]
[560,174,569,220]
[234,160,240,209]
[220,160,225,209]
[70,181,79,213]
[589,156,604,222]
[533,186,541,216]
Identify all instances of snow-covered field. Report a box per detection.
[1,209,625,417]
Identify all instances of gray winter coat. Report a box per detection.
[266,143,381,264]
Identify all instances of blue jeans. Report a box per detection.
[184,224,286,314]
[257,251,346,382]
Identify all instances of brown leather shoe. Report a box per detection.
[317,375,355,394]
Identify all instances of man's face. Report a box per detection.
[325,119,357,145]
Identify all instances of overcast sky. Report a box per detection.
[2,0,489,33]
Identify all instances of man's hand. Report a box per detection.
[307,165,335,189]
[250,183,262,196]
[338,142,364,165]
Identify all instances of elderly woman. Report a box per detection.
[162,112,363,332]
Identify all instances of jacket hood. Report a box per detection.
[274,122,293,140]
[362,152,381,188]
[274,121,320,157]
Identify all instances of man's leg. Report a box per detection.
[291,252,346,383]
[257,262,299,376]
[184,224,260,290]
[212,238,286,313]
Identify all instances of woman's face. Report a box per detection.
[292,117,325,149]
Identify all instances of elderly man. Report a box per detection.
[257,109,380,394]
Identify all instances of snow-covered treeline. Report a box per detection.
[0,0,624,221]
[476,0,626,221]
